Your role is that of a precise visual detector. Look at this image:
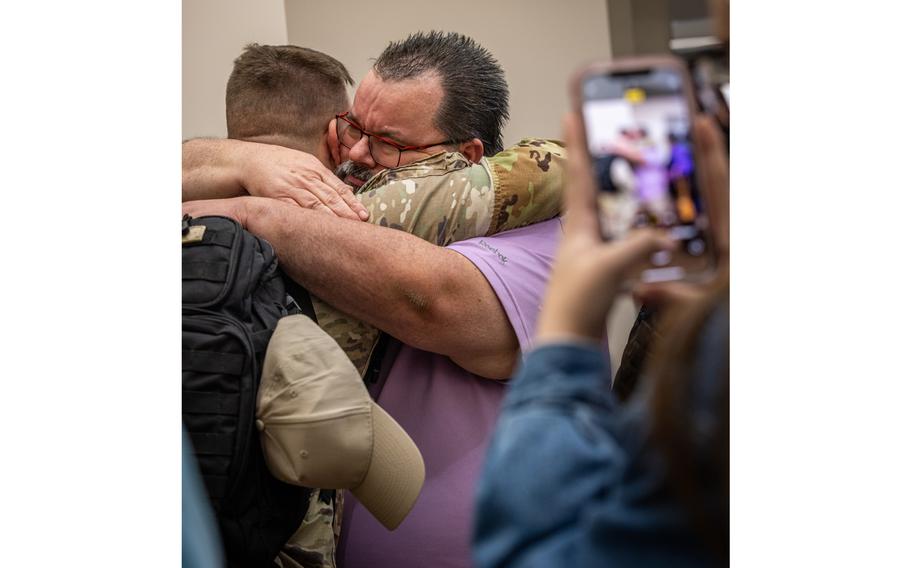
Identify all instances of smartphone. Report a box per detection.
[573,56,716,283]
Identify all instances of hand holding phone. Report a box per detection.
[572,56,718,283]
[536,113,676,345]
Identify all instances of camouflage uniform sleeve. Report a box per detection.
[355,151,495,246]
[354,138,567,245]
[486,138,566,235]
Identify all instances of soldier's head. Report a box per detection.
[225,44,353,169]
[329,31,510,189]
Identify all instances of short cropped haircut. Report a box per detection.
[373,31,509,156]
[225,44,353,147]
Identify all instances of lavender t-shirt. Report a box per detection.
[338,218,563,568]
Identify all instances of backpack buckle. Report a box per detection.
[182,215,206,244]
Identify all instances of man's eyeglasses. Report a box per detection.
[335,111,456,169]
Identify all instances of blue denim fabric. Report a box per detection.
[473,343,718,567]
[183,428,224,568]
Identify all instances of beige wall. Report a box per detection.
[182,0,288,139]
[606,0,671,56]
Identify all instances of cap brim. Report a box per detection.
[351,402,425,530]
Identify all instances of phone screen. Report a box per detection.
[581,65,712,281]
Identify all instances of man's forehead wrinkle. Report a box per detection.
[351,69,445,145]
[354,88,409,139]
[352,76,391,129]
[350,101,404,140]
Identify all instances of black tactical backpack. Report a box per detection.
[182,215,315,567]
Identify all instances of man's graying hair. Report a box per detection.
[373,31,509,156]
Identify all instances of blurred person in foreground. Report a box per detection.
[182,429,223,568]
[612,0,729,401]
[473,111,729,566]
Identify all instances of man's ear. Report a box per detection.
[327,118,342,166]
[457,138,485,163]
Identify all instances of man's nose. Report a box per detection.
[348,135,376,168]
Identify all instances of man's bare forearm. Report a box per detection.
[182,138,247,201]
[244,198,518,375]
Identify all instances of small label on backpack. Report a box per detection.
[182,225,206,244]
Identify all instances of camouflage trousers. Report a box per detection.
[275,490,342,568]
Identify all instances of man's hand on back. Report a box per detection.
[238,142,369,221]
[182,138,368,221]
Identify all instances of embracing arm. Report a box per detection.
[182,138,367,220]
[239,197,519,378]
[182,139,248,201]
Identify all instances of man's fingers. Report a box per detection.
[276,196,300,207]
[319,166,354,195]
[292,182,361,221]
[335,184,370,221]
[310,181,362,220]
[309,165,368,220]
[562,113,602,238]
[601,228,675,275]
[311,202,336,217]
[321,188,363,221]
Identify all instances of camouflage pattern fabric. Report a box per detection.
[310,299,376,377]
[287,139,566,568]
[275,489,340,568]
[487,138,566,234]
[315,138,566,375]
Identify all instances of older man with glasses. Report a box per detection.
[183,31,566,568]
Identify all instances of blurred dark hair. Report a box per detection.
[373,31,509,156]
[225,44,353,149]
[648,271,730,560]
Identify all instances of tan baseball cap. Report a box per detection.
[256,315,425,530]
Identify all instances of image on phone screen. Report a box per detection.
[581,68,710,270]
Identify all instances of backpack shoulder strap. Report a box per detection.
[282,273,318,324]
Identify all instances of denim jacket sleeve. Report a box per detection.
[472,342,624,568]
